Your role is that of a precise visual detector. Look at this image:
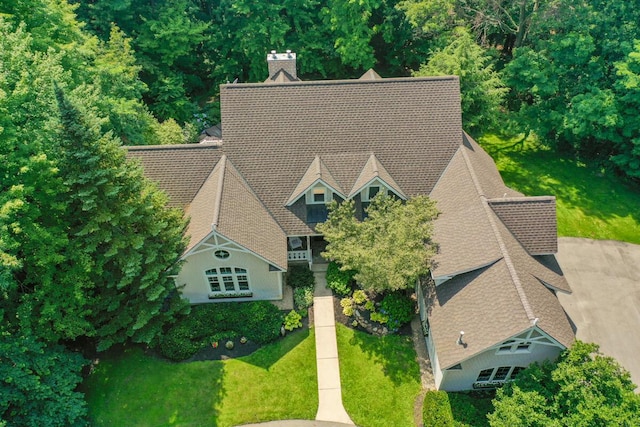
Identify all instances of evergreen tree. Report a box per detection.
[17,86,189,350]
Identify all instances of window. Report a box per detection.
[510,366,525,379]
[307,204,328,223]
[368,186,380,200]
[497,340,532,354]
[214,249,230,260]
[493,366,511,381]
[477,369,493,382]
[313,187,326,203]
[205,267,251,294]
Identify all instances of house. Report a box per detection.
[127,51,574,391]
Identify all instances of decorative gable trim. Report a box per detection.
[348,154,406,199]
[286,156,346,205]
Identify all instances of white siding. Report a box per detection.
[438,331,564,391]
[175,235,283,304]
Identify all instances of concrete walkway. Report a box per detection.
[311,264,354,425]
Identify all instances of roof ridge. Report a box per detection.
[212,155,227,230]
[487,195,555,203]
[460,146,537,323]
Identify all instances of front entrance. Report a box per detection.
[310,236,328,264]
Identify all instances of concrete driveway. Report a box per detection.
[556,238,640,388]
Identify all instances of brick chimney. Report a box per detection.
[267,50,297,81]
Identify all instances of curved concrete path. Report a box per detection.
[556,238,640,387]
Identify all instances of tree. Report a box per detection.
[414,28,507,131]
[489,341,640,427]
[0,331,88,427]
[317,195,438,293]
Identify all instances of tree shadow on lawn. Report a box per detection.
[347,329,420,386]
[239,326,311,370]
[83,345,228,427]
[480,136,640,230]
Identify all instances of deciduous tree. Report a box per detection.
[489,341,640,427]
[317,195,438,293]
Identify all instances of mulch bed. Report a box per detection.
[185,316,310,362]
[331,295,412,336]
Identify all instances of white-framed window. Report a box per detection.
[496,339,532,354]
[475,366,525,384]
[306,184,332,204]
[205,267,250,293]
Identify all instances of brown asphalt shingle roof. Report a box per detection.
[287,156,346,205]
[488,197,558,254]
[185,156,287,270]
[126,144,222,208]
[349,154,406,199]
[427,134,573,368]
[220,76,463,235]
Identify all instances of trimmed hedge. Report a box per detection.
[159,301,284,361]
[423,390,455,426]
[326,261,356,296]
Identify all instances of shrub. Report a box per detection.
[352,289,368,305]
[340,297,354,317]
[225,340,234,350]
[286,264,315,289]
[423,390,455,426]
[294,286,314,310]
[297,308,308,318]
[370,311,389,324]
[160,324,204,361]
[380,292,415,330]
[284,310,303,331]
[364,300,375,311]
[159,301,284,360]
[326,261,356,296]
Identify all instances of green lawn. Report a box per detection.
[336,324,422,427]
[479,133,640,244]
[82,329,317,427]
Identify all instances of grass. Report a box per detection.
[336,324,422,427]
[422,390,495,426]
[478,133,640,244]
[81,329,317,427]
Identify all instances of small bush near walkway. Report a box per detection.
[326,261,356,296]
[423,390,494,427]
[160,301,284,361]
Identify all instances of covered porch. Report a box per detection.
[287,235,328,265]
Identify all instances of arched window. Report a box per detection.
[205,267,250,294]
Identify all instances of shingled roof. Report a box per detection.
[185,155,287,270]
[126,144,222,208]
[427,134,573,368]
[220,76,463,235]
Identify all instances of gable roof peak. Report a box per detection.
[349,153,406,199]
[286,155,346,205]
[359,69,382,80]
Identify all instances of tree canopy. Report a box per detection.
[489,341,640,427]
[317,195,439,293]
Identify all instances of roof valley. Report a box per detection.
[460,146,537,323]
[211,155,227,230]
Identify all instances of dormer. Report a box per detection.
[286,156,346,223]
[349,154,406,203]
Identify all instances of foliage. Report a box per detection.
[325,261,356,296]
[479,133,640,244]
[448,391,494,427]
[352,289,368,305]
[489,341,640,427]
[82,331,318,426]
[336,324,421,427]
[293,286,314,310]
[340,297,355,317]
[369,311,389,324]
[380,292,415,329]
[286,264,316,289]
[423,390,455,426]
[283,310,303,331]
[318,195,438,293]
[0,331,88,427]
[414,28,507,131]
[159,302,285,360]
